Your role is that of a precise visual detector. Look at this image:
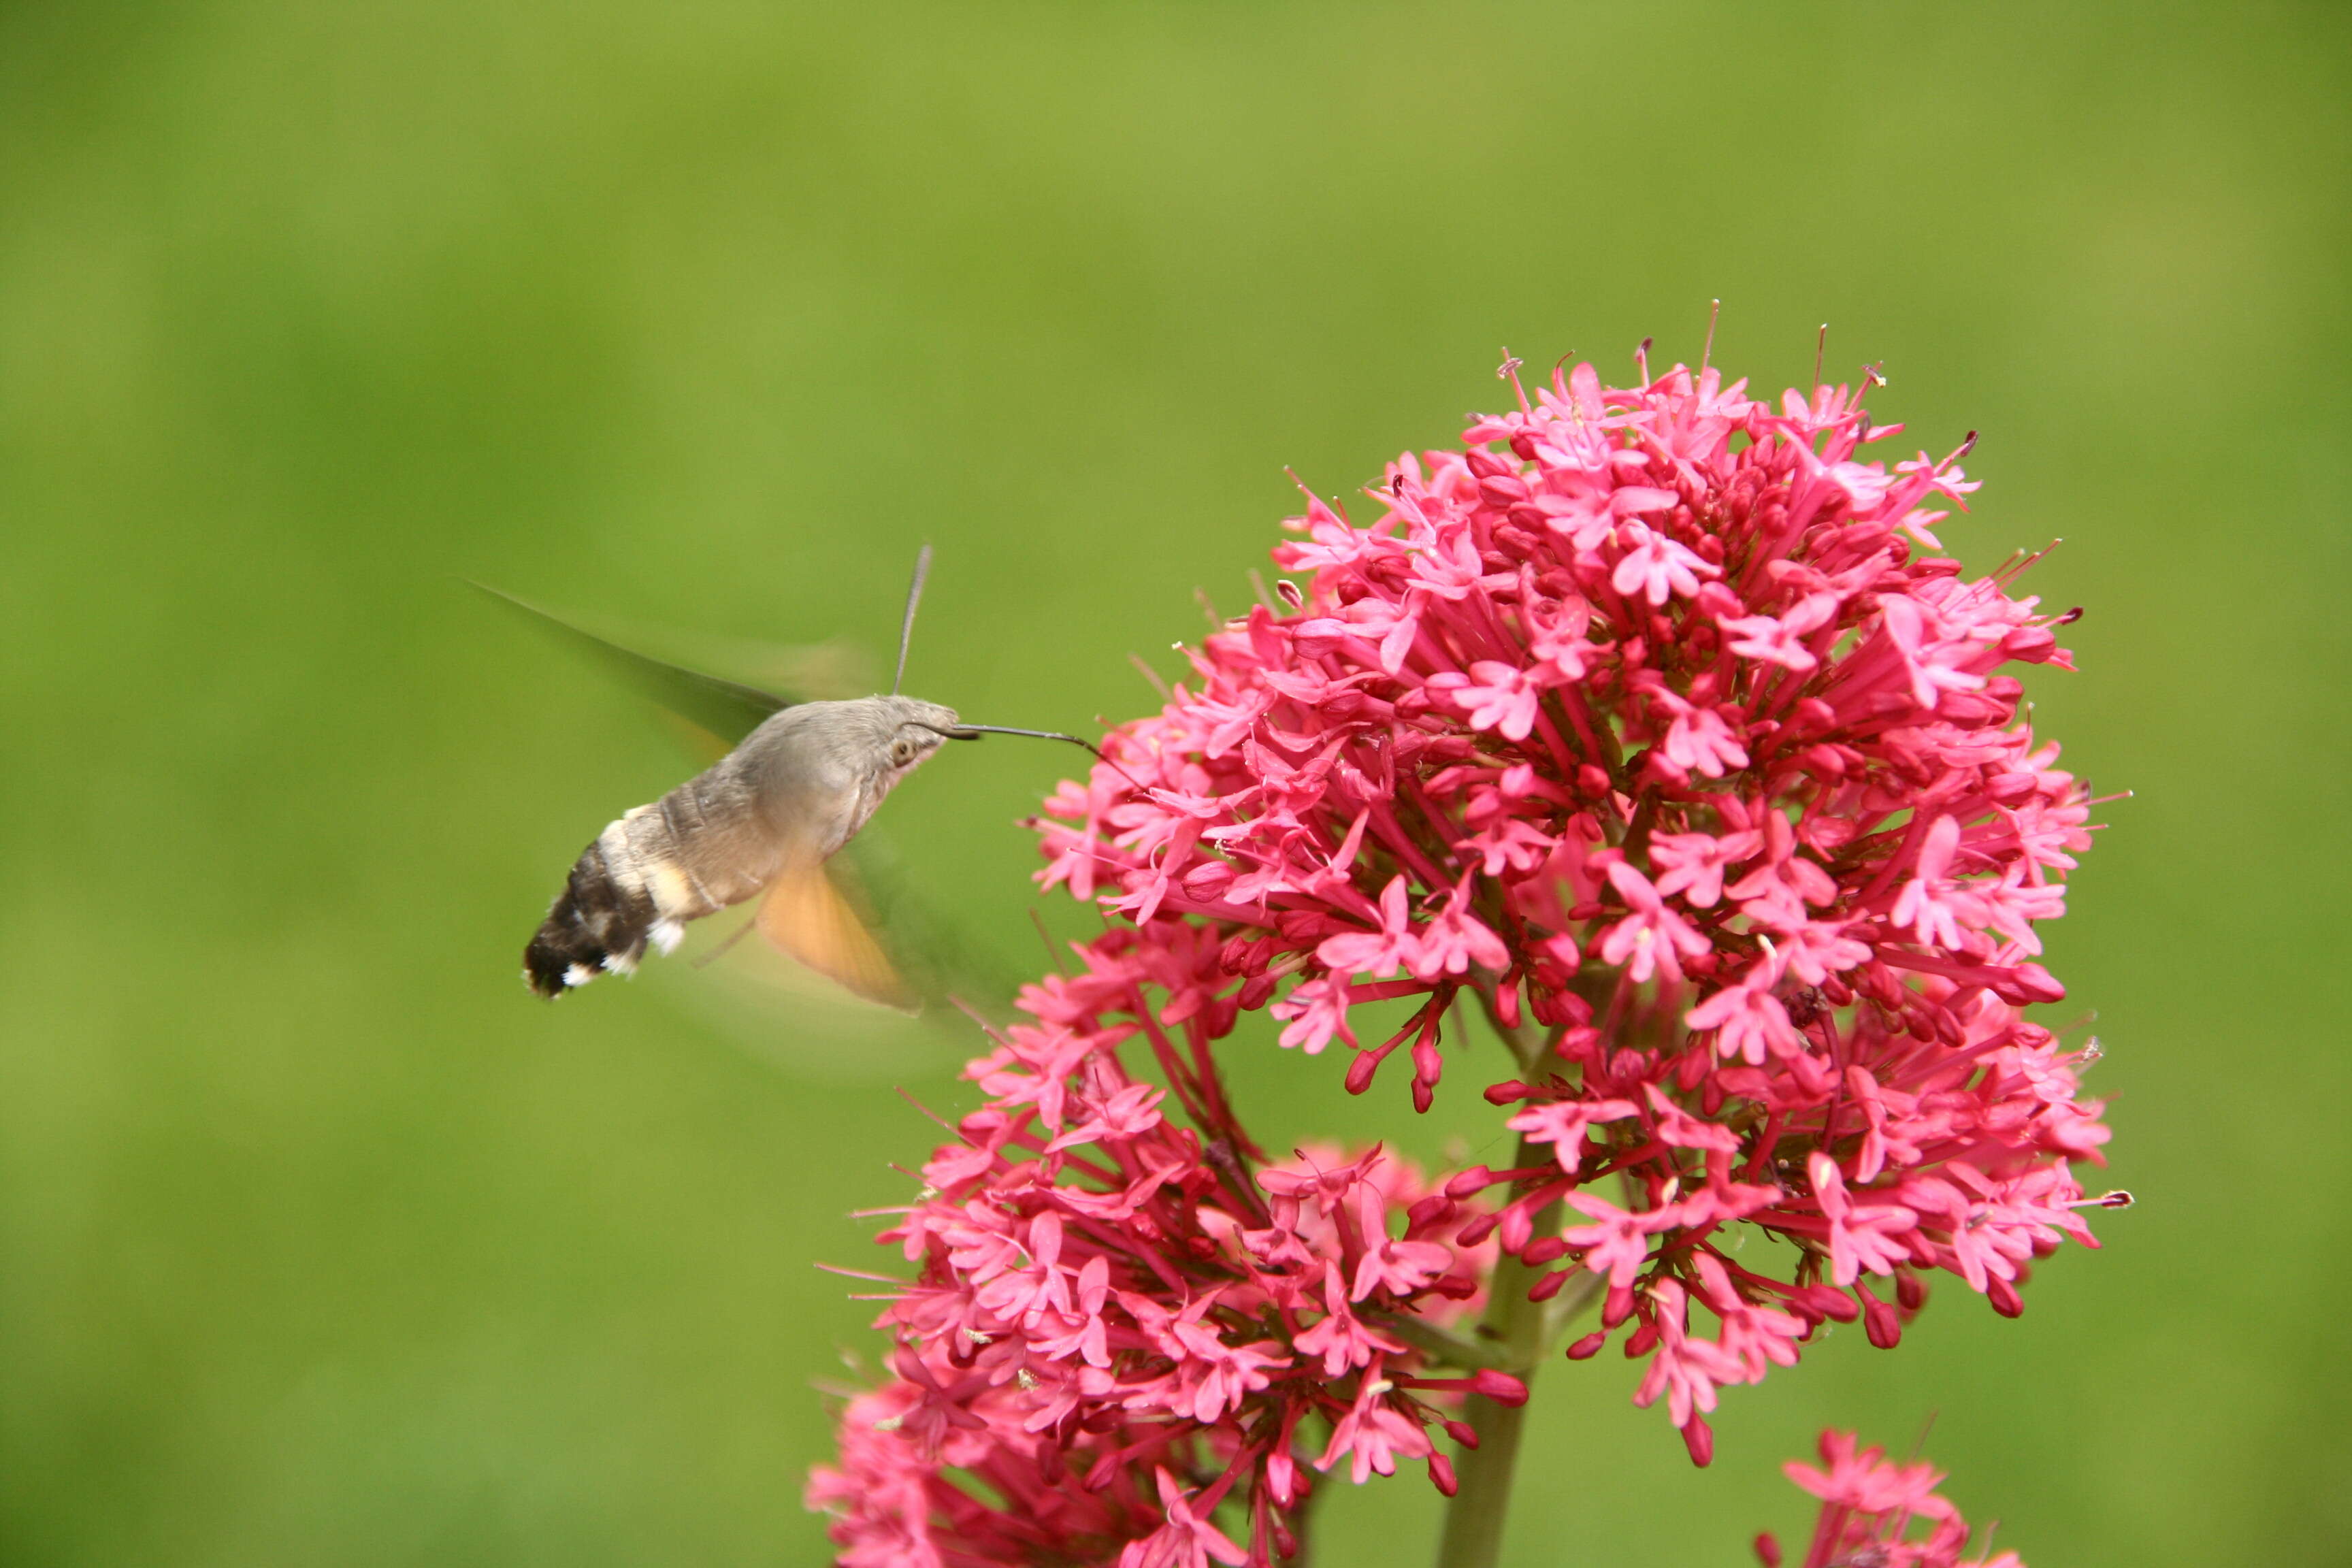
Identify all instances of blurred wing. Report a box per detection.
[757,857,919,1013]
[835,830,1031,1011]
[470,581,791,747]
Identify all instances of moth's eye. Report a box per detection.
[891,738,919,766]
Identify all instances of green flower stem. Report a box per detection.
[1428,992,1611,1568]
[1375,1310,1518,1373]
[1432,1130,1560,1568]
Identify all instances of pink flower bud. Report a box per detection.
[1266,1450,1296,1507]
[1603,1284,1636,1328]
[1682,1415,1715,1467]
[1470,1370,1529,1405]
[1405,1194,1456,1230]
[1445,1164,1498,1197]
[1792,1284,1862,1323]
[1859,1288,1902,1350]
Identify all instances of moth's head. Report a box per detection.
[870,695,964,776]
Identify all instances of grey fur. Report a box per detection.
[524,696,960,996]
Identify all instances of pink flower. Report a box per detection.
[1721,591,1839,672]
[1879,593,1991,710]
[1318,1358,1438,1484]
[1657,691,1751,779]
[1612,519,1718,604]
[1295,1262,1407,1375]
[1756,1428,2020,1568]
[1691,1254,1806,1382]
[1045,1081,1166,1150]
[1685,968,1800,1064]
[1810,1154,1921,1286]
[1271,973,1356,1054]
[1120,1470,1250,1568]
[1316,874,1419,978]
[1350,1181,1457,1300]
[1632,1276,1743,1431]
[1561,1192,1677,1291]
[1891,814,1981,949]
[1411,879,1509,979]
[1597,862,1712,983]
[1433,659,1548,740]
[1645,1082,1741,1154]
[1507,1095,1640,1175]
[1650,826,1762,908]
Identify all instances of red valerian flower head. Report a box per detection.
[811,350,2123,1565]
[1030,359,2117,1457]
[1753,1428,2023,1568]
[1024,353,2121,1458]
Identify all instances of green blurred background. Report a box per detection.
[2,1,2345,1563]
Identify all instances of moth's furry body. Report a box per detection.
[523,696,958,998]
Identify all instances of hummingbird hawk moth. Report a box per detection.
[482,549,1098,1009]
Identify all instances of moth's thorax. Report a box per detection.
[737,695,955,762]
[724,694,960,855]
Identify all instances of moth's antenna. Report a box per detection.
[894,543,932,696]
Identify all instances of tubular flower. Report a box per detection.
[1751,1428,2023,1568]
[812,352,2123,1563]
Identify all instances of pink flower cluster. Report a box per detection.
[808,353,2121,1563]
[808,936,1505,1566]
[1755,1429,2023,1568]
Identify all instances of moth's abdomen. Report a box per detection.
[523,791,739,998]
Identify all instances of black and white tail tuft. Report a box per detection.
[525,843,662,998]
